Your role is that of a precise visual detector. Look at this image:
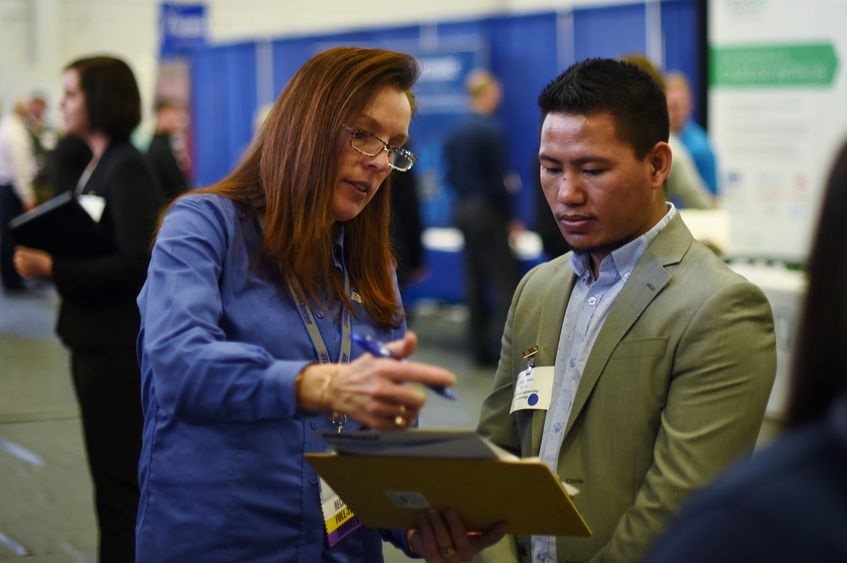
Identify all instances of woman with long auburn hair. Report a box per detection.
[135,47,503,562]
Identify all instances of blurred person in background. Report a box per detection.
[134,46,502,562]
[146,98,190,201]
[390,153,426,322]
[621,54,713,210]
[14,55,163,562]
[444,69,523,367]
[665,72,719,197]
[646,140,847,562]
[26,92,59,203]
[0,98,37,291]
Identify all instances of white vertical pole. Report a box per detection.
[645,0,665,70]
[256,38,274,108]
[556,8,575,71]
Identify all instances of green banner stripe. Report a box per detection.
[711,43,838,87]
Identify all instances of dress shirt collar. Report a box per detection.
[332,225,346,270]
[571,203,677,282]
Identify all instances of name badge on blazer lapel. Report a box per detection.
[510,366,554,413]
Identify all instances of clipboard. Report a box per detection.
[305,452,591,536]
[9,191,110,258]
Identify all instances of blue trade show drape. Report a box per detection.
[572,3,647,62]
[191,42,257,187]
[661,0,701,122]
[190,1,700,224]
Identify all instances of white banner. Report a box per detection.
[709,0,847,261]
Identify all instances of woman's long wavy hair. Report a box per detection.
[194,47,419,327]
[787,140,847,426]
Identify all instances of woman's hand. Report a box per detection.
[13,246,53,279]
[295,331,456,430]
[408,509,508,562]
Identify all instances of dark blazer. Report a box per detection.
[52,139,163,350]
[52,134,92,194]
[390,168,424,287]
[146,132,188,201]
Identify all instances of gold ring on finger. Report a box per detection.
[441,546,456,558]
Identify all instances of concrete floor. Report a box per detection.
[0,286,498,562]
[0,285,97,561]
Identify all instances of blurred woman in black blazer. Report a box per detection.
[14,56,162,562]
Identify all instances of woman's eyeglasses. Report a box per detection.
[344,125,416,172]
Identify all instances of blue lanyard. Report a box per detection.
[287,271,352,366]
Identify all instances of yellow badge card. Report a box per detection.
[319,478,362,547]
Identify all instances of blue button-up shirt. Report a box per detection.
[136,194,408,563]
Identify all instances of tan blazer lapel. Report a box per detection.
[563,215,691,436]
[530,261,574,456]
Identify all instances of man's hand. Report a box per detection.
[409,508,508,562]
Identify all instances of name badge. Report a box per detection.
[510,366,554,413]
[78,194,106,222]
[319,478,362,547]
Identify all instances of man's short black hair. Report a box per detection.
[538,58,669,159]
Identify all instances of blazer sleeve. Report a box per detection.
[138,197,312,423]
[476,266,533,454]
[593,280,776,562]
[475,267,536,563]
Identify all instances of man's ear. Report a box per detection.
[649,141,672,187]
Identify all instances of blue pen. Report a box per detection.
[351,332,457,400]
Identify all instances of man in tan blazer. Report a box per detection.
[476,59,776,563]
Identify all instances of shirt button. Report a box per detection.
[316,311,325,319]
[569,358,576,368]
[588,296,597,306]
[310,421,318,430]
[310,477,318,485]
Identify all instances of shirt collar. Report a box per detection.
[571,203,677,281]
[332,225,346,270]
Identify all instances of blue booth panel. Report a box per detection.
[188,1,702,305]
[191,42,258,187]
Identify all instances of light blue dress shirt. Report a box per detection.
[136,194,409,563]
[532,205,677,563]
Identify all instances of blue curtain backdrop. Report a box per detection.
[661,0,702,122]
[187,0,700,303]
[189,0,700,226]
[572,3,647,61]
[190,42,257,187]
